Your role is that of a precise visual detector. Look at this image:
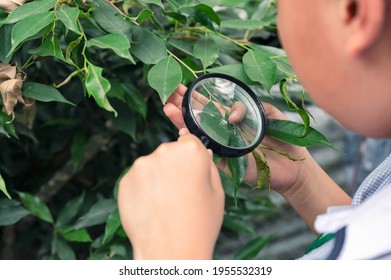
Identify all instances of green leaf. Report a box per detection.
[226,155,247,201]
[131,26,167,64]
[111,99,137,140]
[199,102,229,146]
[182,4,220,31]
[0,172,11,199]
[122,83,148,119]
[234,235,272,260]
[0,201,30,226]
[59,227,92,243]
[103,208,121,245]
[72,199,117,229]
[55,5,82,35]
[168,38,194,56]
[87,33,135,64]
[139,0,165,9]
[28,37,67,63]
[271,56,296,79]
[55,237,76,260]
[85,62,117,116]
[56,192,85,228]
[147,56,182,104]
[9,12,55,56]
[193,37,219,69]
[92,0,132,40]
[243,49,277,92]
[252,150,270,190]
[0,112,17,138]
[4,0,56,24]
[134,9,153,23]
[0,24,13,63]
[22,82,75,105]
[223,215,256,234]
[266,119,336,149]
[208,64,255,85]
[16,191,53,223]
[221,19,267,30]
[71,131,87,171]
[279,79,310,136]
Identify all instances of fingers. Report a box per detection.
[166,84,187,108]
[179,127,190,136]
[228,101,248,123]
[262,102,288,120]
[163,103,187,130]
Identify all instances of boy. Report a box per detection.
[118,0,391,259]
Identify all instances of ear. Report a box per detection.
[341,0,386,57]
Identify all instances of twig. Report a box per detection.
[37,124,117,203]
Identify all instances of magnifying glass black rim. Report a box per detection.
[182,73,267,157]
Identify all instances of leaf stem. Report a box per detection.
[167,49,198,78]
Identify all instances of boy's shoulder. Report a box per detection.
[316,182,391,259]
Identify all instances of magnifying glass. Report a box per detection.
[182,73,267,157]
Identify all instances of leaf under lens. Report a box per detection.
[199,102,229,146]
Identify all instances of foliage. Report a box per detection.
[0,0,332,260]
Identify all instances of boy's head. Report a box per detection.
[277,0,391,138]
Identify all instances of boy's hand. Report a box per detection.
[118,135,225,259]
[164,84,309,194]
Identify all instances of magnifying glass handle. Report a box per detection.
[199,136,210,147]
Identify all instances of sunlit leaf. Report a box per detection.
[55,4,82,35]
[0,172,11,199]
[4,0,56,24]
[243,49,277,92]
[147,56,182,104]
[134,9,153,23]
[9,12,55,55]
[266,119,336,149]
[85,62,117,116]
[87,33,135,64]
[28,37,67,63]
[59,227,92,243]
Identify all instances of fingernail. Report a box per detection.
[179,128,189,136]
[228,111,239,123]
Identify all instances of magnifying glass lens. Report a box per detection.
[188,76,265,154]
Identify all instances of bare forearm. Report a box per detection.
[280,155,352,234]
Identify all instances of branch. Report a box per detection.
[37,122,117,203]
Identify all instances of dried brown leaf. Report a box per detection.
[0,64,17,81]
[0,79,25,115]
[0,64,25,115]
[0,0,29,12]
